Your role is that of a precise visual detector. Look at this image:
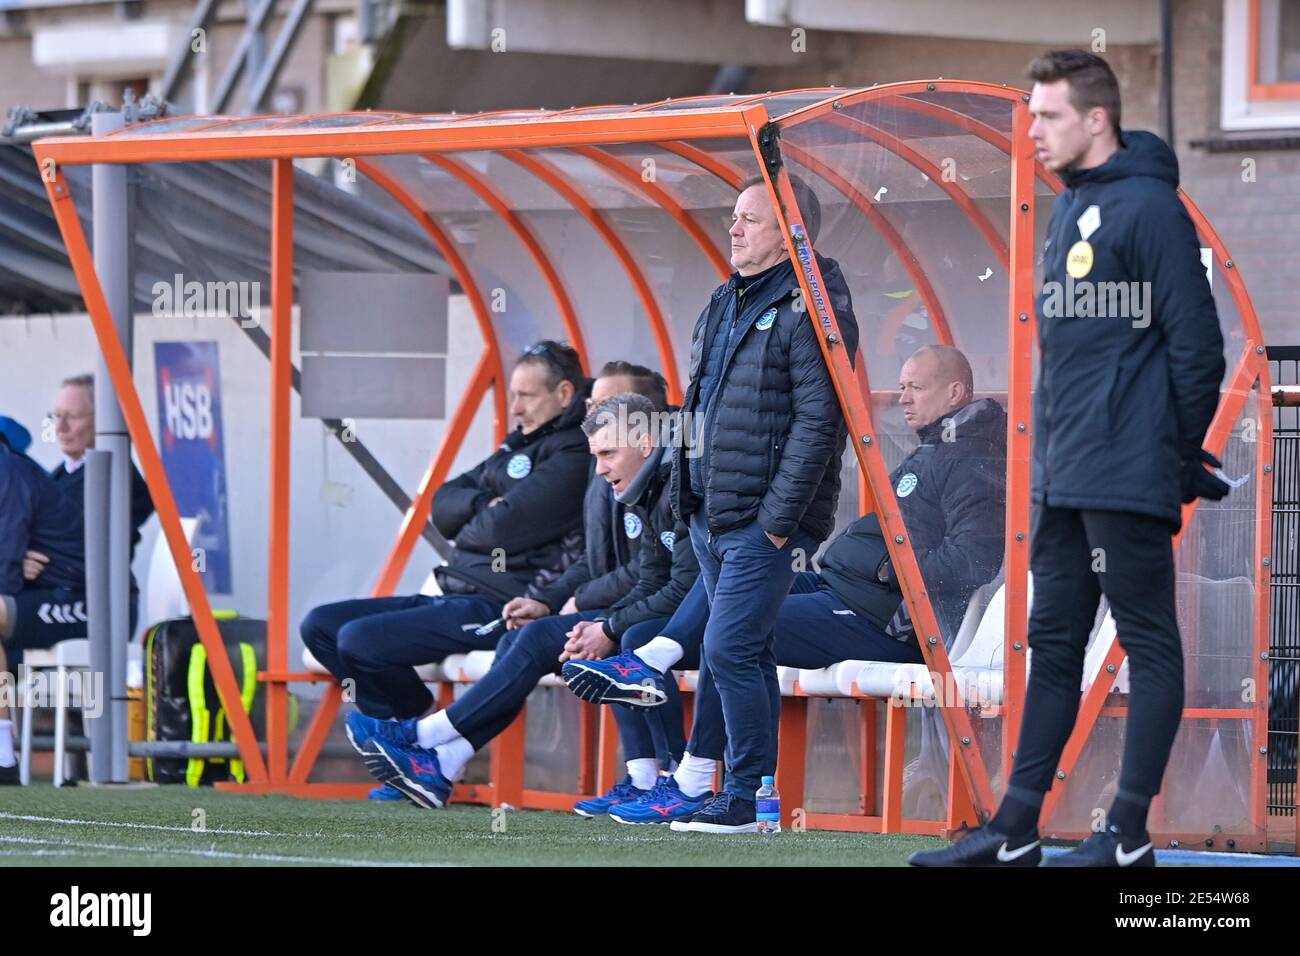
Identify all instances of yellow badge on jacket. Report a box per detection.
[1066,240,1094,279]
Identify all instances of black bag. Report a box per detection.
[144,614,267,785]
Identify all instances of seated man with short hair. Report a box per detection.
[347,392,700,809]
[566,344,1007,829]
[300,341,592,731]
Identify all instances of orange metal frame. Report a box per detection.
[31,81,1278,847]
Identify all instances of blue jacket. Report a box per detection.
[1033,130,1225,530]
[0,440,85,593]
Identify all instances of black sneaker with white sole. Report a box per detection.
[682,791,759,833]
[1041,825,1155,867]
[908,824,1042,867]
[0,763,18,786]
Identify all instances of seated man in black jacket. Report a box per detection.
[300,341,592,728]
[20,375,155,631]
[565,344,1007,828]
[346,392,700,809]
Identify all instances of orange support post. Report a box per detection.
[266,158,294,782]
[596,707,621,796]
[490,713,527,808]
[1001,102,1036,781]
[881,700,907,832]
[40,170,268,781]
[776,695,809,828]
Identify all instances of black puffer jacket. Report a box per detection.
[1033,130,1225,530]
[527,465,639,612]
[431,389,591,599]
[604,445,699,639]
[819,398,1007,642]
[670,254,858,541]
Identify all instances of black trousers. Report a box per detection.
[300,594,502,719]
[1009,505,1184,800]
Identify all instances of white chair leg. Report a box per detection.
[19,665,34,786]
[53,665,67,787]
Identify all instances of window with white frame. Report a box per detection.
[1222,0,1300,130]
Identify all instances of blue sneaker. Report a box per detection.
[572,776,647,818]
[364,738,452,809]
[368,784,406,801]
[562,653,667,707]
[345,711,418,757]
[609,775,712,826]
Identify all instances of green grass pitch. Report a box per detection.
[1,785,941,866]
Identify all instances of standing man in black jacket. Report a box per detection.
[348,392,699,809]
[912,50,1228,868]
[663,174,859,832]
[300,341,591,725]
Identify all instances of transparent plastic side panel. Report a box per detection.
[523,686,584,793]
[803,698,866,814]
[781,101,1012,654]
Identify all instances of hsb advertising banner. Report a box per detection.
[154,341,233,593]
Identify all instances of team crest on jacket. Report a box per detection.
[624,513,643,538]
[755,307,778,331]
[896,473,918,498]
[660,530,676,551]
[506,454,532,479]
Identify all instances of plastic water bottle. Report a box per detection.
[756,775,781,834]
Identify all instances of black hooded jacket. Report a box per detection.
[1033,129,1225,530]
[670,253,858,542]
[431,388,591,599]
[819,398,1007,643]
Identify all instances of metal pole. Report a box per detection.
[91,109,133,783]
[82,449,111,782]
[246,0,315,114]
[159,0,223,108]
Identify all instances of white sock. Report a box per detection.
[417,710,459,749]
[627,757,658,791]
[674,752,717,797]
[434,736,476,782]
[634,636,684,675]
[0,719,14,767]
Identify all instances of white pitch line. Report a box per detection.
[0,811,354,840]
[0,835,446,867]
